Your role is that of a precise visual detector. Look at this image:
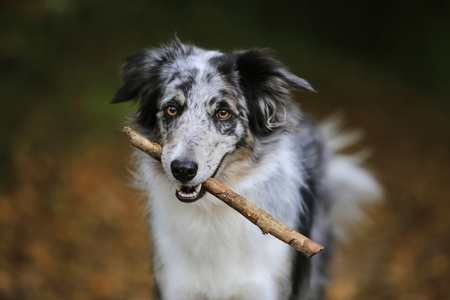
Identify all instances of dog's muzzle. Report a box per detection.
[170,154,227,203]
[171,159,205,203]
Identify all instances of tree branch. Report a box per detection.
[122,126,324,258]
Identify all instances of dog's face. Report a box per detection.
[111,40,313,203]
[154,53,248,202]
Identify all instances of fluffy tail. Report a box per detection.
[320,114,383,242]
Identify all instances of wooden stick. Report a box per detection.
[122,126,324,258]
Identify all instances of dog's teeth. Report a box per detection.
[195,184,202,193]
[176,185,182,191]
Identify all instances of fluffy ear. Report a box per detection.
[110,51,159,104]
[234,48,315,93]
[110,50,164,129]
[110,40,192,128]
[233,49,314,136]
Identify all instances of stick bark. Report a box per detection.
[122,126,324,258]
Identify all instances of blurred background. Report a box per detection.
[1,0,449,299]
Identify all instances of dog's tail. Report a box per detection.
[320,114,382,242]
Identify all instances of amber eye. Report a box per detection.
[217,109,231,120]
[166,106,178,117]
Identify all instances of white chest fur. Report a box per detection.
[136,136,302,300]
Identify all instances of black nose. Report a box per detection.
[171,159,198,183]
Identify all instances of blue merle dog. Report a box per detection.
[111,39,381,300]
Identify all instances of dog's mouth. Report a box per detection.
[175,184,205,203]
[173,154,227,203]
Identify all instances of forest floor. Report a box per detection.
[1,75,449,300]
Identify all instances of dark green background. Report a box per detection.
[1,0,450,185]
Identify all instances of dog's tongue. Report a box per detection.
[175,184,203,203]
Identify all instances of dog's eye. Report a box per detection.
[217,109,231,120]
[166,106,178,117]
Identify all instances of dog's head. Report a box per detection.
[111,40,313,202]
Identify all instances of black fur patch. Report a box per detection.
[209,54,235,76]
[136,90,161,129]
[289,186,313,299]
[175,69,198,98]
[209,54,239,89]
[167,71,181,85]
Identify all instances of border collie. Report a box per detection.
[111,39,381,300]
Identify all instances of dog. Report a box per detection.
[111,39,381,300]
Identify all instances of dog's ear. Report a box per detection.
[234,49,314,93]
[110,51,159,104]
[233,49,314,136]
[110,50,165,129]
[110,40,192,128]
[111,39,193,104]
